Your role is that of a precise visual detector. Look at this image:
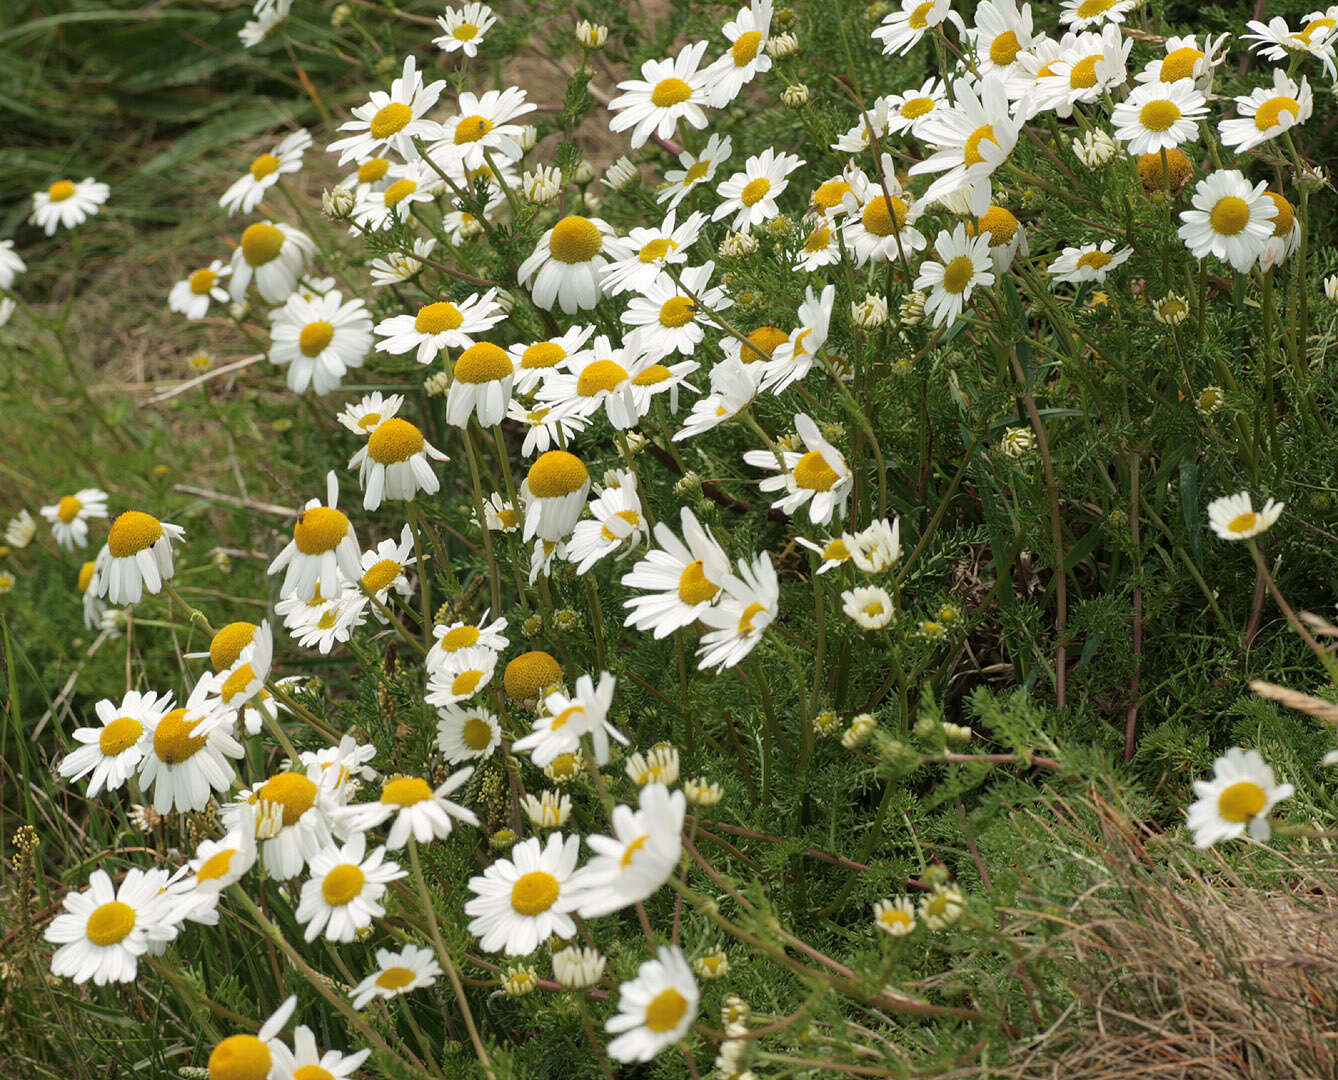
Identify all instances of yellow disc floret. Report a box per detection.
[941,256,976,294]
[48,180,77,202]
[504,650,563,700]
[415,301,464,334]
[645,987,689,1032]
[651,78,693,107]
[455,342,513,383]
[153,709,208,765]
[677,560,720,604]
[293,506,350,554]
[549,216,603,264]
[254,771,318,827]
[108,511,164,558]
[793,451,839,491]
[299,321,334,357]
[249,153,280,181]
[658,297,696,328]
[527,451,589,497]
[380,775,433,806]
[321,863,365,906]
[209,1035,270,1080]
[509,870,560,915]
[240,223,285,267]
[369,101,413,140]
[210,622,258,672]
[368,417,425,465]
[1217,780,1266,822]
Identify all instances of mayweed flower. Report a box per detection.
[697,551,779,670]
[605,946,699,1063]
[920,884,966,929]
[914,224,996,328]
[328,55,445,164]
[1207,491,1283,541]
[704,0,775,107]
[512,671,626,767]
[220,128,310,216]
[899,290,927,325]
[518,215,631,314]
[228,220,314,304]
[503,964,539,996]
[46,868,178,985]
[465,832,582,955]
[268,472,361,602]
[744,413,851,525]
[842,586,895,630]
[851,293,889,328]
[41,488,107,550]
[575,20,608,49]
[684,777,724,806]
[521,450,591,541]
[842,713,877,749]
[999,426,1036,459]
[522,789,572,830]
[1220,69,1313,153]
[168,260,231,320]
[522,165,562,204]
[1048,241,1133,284]
[659,132,732,208]
[297,835,406,942]
[1072,128,1118,168]
[1111,81,1207,156]
[95,510,185,606]
[781,83,809,107]
[873,0,961,56]
[433,2,497,56]
[321,185,355,220]
[375,290,505,366]
[58,690,171,798]
[337,770,479,849]
[1187,748,1295,847]
[30,177,109,235]
[625,744,680,787]
[713,148,805,232]
[1178,170,1276,273]
[351,945,441,1009]
[4,509,35,549]
[1153,292,1190,325]
[873,896,916,937]
[268,289,374,395]
[608,40,712,149]
[604,155,639,192]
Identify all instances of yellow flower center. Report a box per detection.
[454,22,479,40]
[575,359,627,396]
[504,650,563,699]
[369,102,413,140]
[743,326,787,361]
[1160,46,1204,82]
[1069,54,1101,89]
[294,506,350,554]
[315,610,338,630]
[1217,779,1267,822]
[550,704,583,731]
[358,157,390,183]
[361,558,403,594]
[600,509,642,540]
[48,180,77,202]
[740,177,771,206]
[899,96,935,119]
[971,205,1019,246]
[383,178,418,208]
[651,77,693,107]
[811,179,851,211]
[86,900,136,946]
[454,114,494,144]
[220,663,256,703]
[78,560,97,592]
[620,834,650,867]
[1265,192,1294,237]
[963,124,999,166]
[1075,0,1115,17]
[1255,96,1301,131]
[861,195,908,237]
[55,494,82,523]
[189,268,218,295]
[510,870,560,915]
[108,510,164,558]
[298,320,334,357]
[989,30,1021,65]
[153,709,208,765]
[293,1066,335,1080]
[864,601,885,617]
[210,622,258,671]
[249,153,280,181]
[381,775,433,806]
[794,450,839,491]
[1138,99,1181,132]
[1227,511,1259,534]
[452,669,485,697]
[368,418,425,465]
[823,537,850,561]
[731,30,762,66]
[209,1035,270,1080]
[645,987,689,1032]
[417,302,465,334]
[659,296,697,328]
[633,364,671,386]
[463,716,494,750]
[880,908,912,930]
[1209,196,1250,236]
[240,222,285,267]
[376,966,417,989]
[195,848,239,883]
[455,341,513,383]
[522,341,567,369]
[1297,17,1335,43]
[440,625,481,651]
[941,255,976,294]
[1076,250,1113,270]
[638,237,677,263]
[907,1,936,29]
[321,863,365,906]
[683,161,710,183]
[677,559,720,604]
[254,771,318,827]
[549,216,603,263]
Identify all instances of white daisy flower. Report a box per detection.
[1259,192,1302,273]
[337,155,393,198]
[238,5,287,47]
[841,166,926,268]
[375,289,505,366]
[424,645,499,707]
[697,551,779,670]
[219,128,311,216]
[40,487,107,550]
[425,86,537,172]
[575,783,685,917]
[623,261,731,361]
[1243,12,1337,79]
[288,1027,370,1080]
[1134,33,1230,94]
[349,159,441,232]
[0,239,26,289]
[297,835,406,942]
[968,204,1029,275]
[521,449,591,541]
[225,762,337,879]
[609,40,712,149]
[797,532,855,573]
[529,538,568,584]
[507,325,596,394]
[335,770,478,849]
[1059,0,1134,30]
[622,507,731,636]
[437,703,502,763]
[744,413,852,525]
[30,177,109,235]
[349,416,448,511]
[228,220,315,304]
[506,400,589,457]
[1207,491,1284,541]
[186,824,258,900]
[1047,239,1133,284]
[873,0,961,56]
[45,869,177,985]
[79,555,106,629]
[605,946,699,1063]
[517,215,631,315]
[913,224,996,329]
[433,2,497,56]
[427,611,510,672]
[350,945,442,1009]
[567,470,649,574]
[910,74,1019,217]
[968,0,1034,75]
[268,472,362,602]
[477,491,521,533]
[600,210,708,297]
[512,671,626,766]
[289,587,370,654]
[1021,26,1131,121]
[338,391,405,435]
[168,259,232,320]
[369,236,438,287]
[760,283,835,394]
[328,55,446,165]
[4,508,35,549]
[849,517,901,572]
[712,148,804,232]
[204,997,297,1080]
[465,833,582,955]
[657,133,732,209]
[538,335,653,430]
[268,289,374,395]
[1187,747,1293,847]
[842,585,895,629]
[136,681,243,813]
[627,356,699,417]
[1220,69,1313,154]
[356,525,416,608]
[873,896,917,936]
[211,620,274,717]
[523,790,572,829]
[1112,80,1207,156]
[95,510,186,606]
[703,0,774,107]
[1177,169,1276,273]
[445,342,516,428]
[794,218,841,272]
[58,689,171,797]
